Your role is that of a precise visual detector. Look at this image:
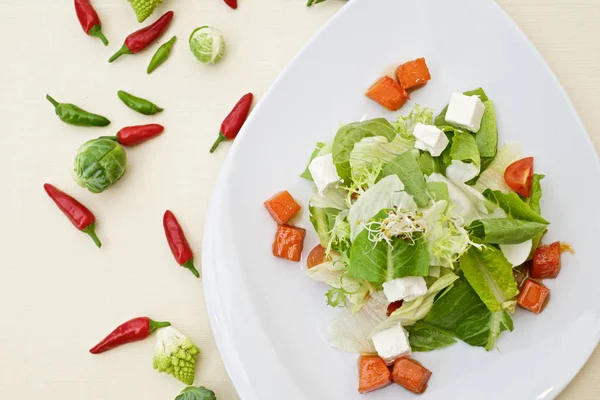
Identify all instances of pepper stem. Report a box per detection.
[183,259,200,278]
[109,44,132,63]
[210,133,228,153]
[46,94,59,108]
[148,319,171,334]
[89,25,109,46]
[82,224,102,248]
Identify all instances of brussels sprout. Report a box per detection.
[74,138,127,193]
[189,26,225,64]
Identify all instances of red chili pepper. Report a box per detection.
[210,93,254,153]
[223,0,238,9]
[163,210,199,278]
[74,0,109,46]
[109,11,174,63]
[102,124,165,147]
[89,317,171,354]
[44,183,102,248]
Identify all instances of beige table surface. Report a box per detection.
[0,0,598,399]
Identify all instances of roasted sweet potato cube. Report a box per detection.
[396,58,431,89]
[517,278,550,314]
[531,242,561,279]
[392,357,432,394]
[264,191,301,224]
[366,76,409,111]
[358,355,392,394]
[273,225,306,262]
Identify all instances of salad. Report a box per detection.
[264,58,570,395]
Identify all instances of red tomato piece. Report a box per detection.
[366,76,409,111]
[504,157,534,197]
[386,301,403,317]
[392,357,432,394]
[264,191,301,224]
[358,355,392,394]
[272,225,306,262]
[531,242,561,279]
[517,278,550,314]
[396,58,431,89]
[307,245,328,269]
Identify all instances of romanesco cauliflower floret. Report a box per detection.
[153,326,200,385]
[128,0,163,23]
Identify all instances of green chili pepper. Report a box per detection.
[147,36,177,75]
[46,95,110,127]
[117,90,164,115]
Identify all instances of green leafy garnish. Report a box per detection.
[325,287,349,308]
[380,150,430,207]
[469,218,548,244]
[175,386,217,400]
[406,321,457,352]
[483,189,548,223]
[424,274,513,351]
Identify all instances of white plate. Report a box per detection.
[202,0,600,398]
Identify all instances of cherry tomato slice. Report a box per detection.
[504,157,534,197]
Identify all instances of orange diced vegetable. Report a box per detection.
[392,357,432,394]
[358,355,392,394]
[273,225,306,262]
[366,76,409,111]
[530,242,561,279]
[517,278,550,314]
[264,191,301,224]
[395,58,431,89]
[307,245,328,269]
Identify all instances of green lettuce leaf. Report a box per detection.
[528,174,545,215]
[450,130,480,166]
[426,181,449,202]
[309,187,348,210]
[348,175,416,241]
[469,218,548,244]
[474,143,522,193]
[349,224,430,284]
[350,135,414,178]
[175,386,217,400]
[380,150,430,207]
[332,118,397,183]
[459,245,519,312]
[309,206,340,248]
[300,142,328,180]
[306,260,372,313]
[476,100,498,158]
[483,189,549,224]
[424,274,513,351]
[406,321,457,352]
[418,152,438,176]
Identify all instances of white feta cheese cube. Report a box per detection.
[445,92,486,132]
[372,324,411,364]
[500,240,533,267]
[413,123,449,157]
[382,276,428,303]
[308,153,340,193]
